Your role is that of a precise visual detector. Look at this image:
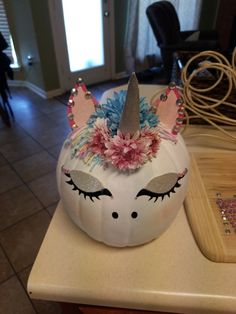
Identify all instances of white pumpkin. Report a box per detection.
[57,75,189,247]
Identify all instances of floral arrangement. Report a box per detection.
[87,91,158,134]
[66,91,161,171]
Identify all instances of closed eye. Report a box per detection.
[136,168,187,202]
[136,180,181,202]
[62,167,112,202]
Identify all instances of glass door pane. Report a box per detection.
[62,0,104,72]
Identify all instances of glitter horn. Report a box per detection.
[119,73,140,134]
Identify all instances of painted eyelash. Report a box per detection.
[64,173,112,202]
[136,178,182,203]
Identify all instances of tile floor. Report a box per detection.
[0,87,69,314]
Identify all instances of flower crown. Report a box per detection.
[65,74,185,171]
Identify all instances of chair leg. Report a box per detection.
[0,102,11,127]
[3,100,14,119]
[161,49,174,83]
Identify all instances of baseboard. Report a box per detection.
[45,88,63,98]
[8,80,63,99]
[8,80,25,87]
[25,81,47,98]
[112,71,128,80]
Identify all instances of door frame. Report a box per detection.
[48,0,115,92]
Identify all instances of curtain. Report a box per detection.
[0,0,13,60]
[124,0,202,73]
[0,0,18,67]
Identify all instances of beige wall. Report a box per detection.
[4,0,59,92]
[29,0,59,91]
[114,0,128,74]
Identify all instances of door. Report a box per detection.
[49,0,114,91]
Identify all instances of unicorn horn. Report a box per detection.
[119,73,140,134]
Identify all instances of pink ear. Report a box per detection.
[67,79,98,130]
[154,83,185,135]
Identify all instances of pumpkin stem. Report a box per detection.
[119,73,140,135]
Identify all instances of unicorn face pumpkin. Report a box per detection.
[57,74,189,247]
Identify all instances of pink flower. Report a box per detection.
[88,121,161,170]
[140,127,161,157]
[104,131,151,170]
[89,118,110,156]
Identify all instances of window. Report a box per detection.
[61,0,104,72]
[0,0,19,68]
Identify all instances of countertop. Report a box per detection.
[28,84,236,314]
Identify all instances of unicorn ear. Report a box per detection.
[67,78,97,130]
[154,82,185,135]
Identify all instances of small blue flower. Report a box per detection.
[87,90,158,135]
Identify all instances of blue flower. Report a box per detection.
[87,90,158,135]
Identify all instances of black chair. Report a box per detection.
[146,1,219,82]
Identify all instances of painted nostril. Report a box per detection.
[112,212,119,219]
[131,211,138,219]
